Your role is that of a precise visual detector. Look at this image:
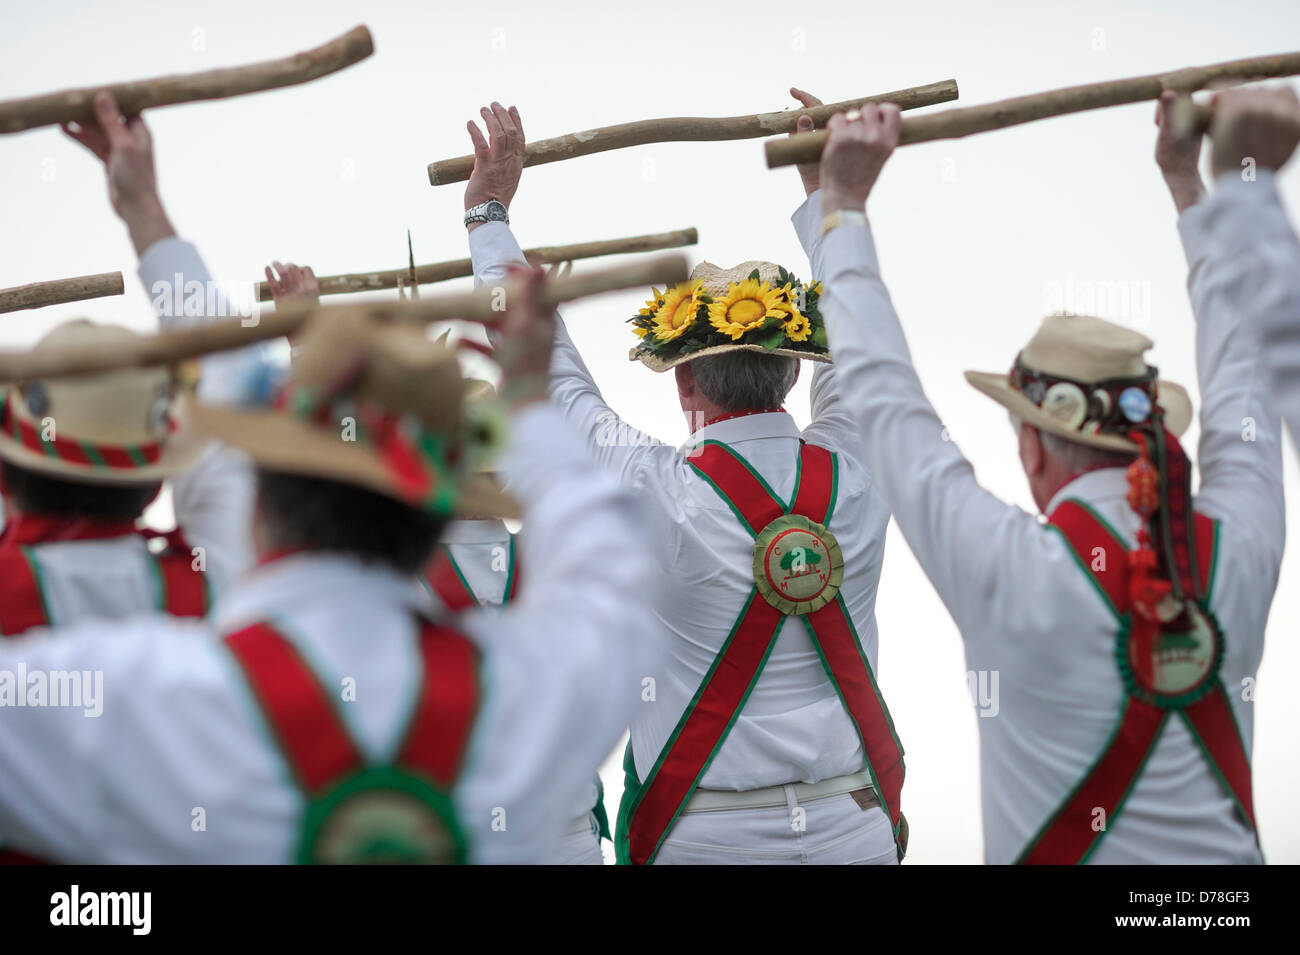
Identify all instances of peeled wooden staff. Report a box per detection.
[0,26,374,134]
[257,226,700,301]
[427,79,959,185]
[0,271,124,314]
[765,50,1300,168]
[0,254,689,383]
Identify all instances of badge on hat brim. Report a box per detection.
[752,513,844,615]
[299,766,466,865]
[1041,382,1088,430]
[1119,386,1152,424]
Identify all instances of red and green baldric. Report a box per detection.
[225,618,480,864]
[1020,427,1257,864]
[424,535,518,612]
[0,527,209,636]
[618,440,906,865]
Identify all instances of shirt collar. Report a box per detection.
[212,551,429,633]
[681,411,800,454]
[1045,466,1130,516]
[439,519,511,544]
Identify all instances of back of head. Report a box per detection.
[691,351,798,413]
[255,468,446,575]
[0,459,160,521]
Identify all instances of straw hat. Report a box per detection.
[965,314,1192,453]
[0,320,204,485]
[190,312,518,519]
[629,260,832,373]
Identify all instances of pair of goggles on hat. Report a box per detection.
[1009,356,1162,436]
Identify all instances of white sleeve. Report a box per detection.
[1174,175,1287,600]
[816,221,1058,646]
[468,221,673,487]
[454,403,665,862]
[137,237,261,585]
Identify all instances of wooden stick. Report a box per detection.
[765,50,1300,167]
[0,272,124,314]
[427,79,959,185]
[257,227,700,301]
[0,26,374,135]
[0,255,689,383]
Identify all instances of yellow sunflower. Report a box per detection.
[784,308,812,342]
[708,279,788,341]
[651,281,704,342]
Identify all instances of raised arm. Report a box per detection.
[1161,89,1288,580]
[454,270,665,861]
[64,92,263,587]
[812,106,1052,637]
[461,102,669,484]
[1202,86,1300,459]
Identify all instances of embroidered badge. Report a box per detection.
[299,767,465,865]
[1124,604,1223,706]
[752,514,844,615]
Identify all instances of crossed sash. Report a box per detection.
[619,440,906,865]
[224,618,480,864]
[1018,500,1257,864]
[424,536,518,612]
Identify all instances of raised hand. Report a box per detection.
[264,261,320,308]
[1209,84,1300,180]
[1154,91,1206,213]
[62,92,175,255]
[789,87,825,197]
[465,101,526,219]
[818,103,902,213]
[495,267,554,411]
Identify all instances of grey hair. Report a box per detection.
[692,351,798,412]
[1009,414,1135,472]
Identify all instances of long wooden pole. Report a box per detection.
[0,272,124,314]
[0,26,374,135]
[427,79,959,186]
[257,227,699,301]
[765,50,1300,168]
[0,255,689,382]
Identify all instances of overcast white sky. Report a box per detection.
[2,0,1298,864]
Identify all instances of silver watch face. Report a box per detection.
[484,200,508,221]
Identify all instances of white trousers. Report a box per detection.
[653,789,898,865]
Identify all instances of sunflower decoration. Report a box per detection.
[628,261,829,372]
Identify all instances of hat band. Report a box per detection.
[1009,357,1161,440]
[1,392,166,471]
[276,383,459,518]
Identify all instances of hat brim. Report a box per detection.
[0,404,207,486]
[964,370,1193,453]
[189,400,520,520]
[630,342,833,373]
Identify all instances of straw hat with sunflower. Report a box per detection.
[628,261,829,372]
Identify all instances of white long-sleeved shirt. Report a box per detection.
[1192,170,1300,457]
[468,196,895,791]
[0,403,662,863]
[816,194,1284,863]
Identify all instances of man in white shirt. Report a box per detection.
[0,270,663,863]
[461,101,903,865]
[810,94,1283,863]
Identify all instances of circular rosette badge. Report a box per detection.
[752,514,844,615]
[299,767,466,865]
[1126,604,1223,706]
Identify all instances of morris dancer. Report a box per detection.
[811,95,1282,863]
[462,99,904,865]
[0,273,662,863]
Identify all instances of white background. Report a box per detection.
[2,0,1297,864]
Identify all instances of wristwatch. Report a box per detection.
[464,199,510,228]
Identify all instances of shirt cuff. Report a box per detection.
[467,220,529,285]
[791,190,824,258]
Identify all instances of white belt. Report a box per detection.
[683,769,876,814]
